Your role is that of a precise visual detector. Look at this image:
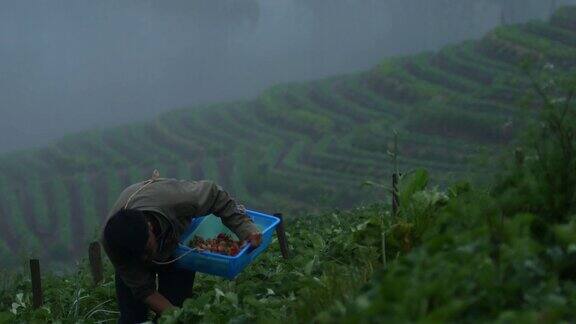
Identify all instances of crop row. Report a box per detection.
[0,174,40,255]
[550,6,576,32]
[523,21,576,49]
[403,53,479,94]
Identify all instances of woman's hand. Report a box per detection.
[247,232,262,248]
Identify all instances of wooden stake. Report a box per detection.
[29,259,43,309]
[392,173,400,216]
[89,241,103,285]
[391,131,400,217]
[274,213,289,259]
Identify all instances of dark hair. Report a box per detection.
[104,209,149,260]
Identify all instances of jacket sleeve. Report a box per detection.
[180,180,260,240]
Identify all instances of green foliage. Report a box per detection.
[0,261,118,323]
[323,50,576,324]
[494,26,576,64]
[551,6,576,31]
[2,11,576,322]
[0,205,387,323]
[0,175,41,254]
[2,60,576,321]
[494,63,576,223]
[258,86,335,138]
[405,106,508,143]
[332,184,576,322]
[160,206,385,324]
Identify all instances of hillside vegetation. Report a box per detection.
[1,54,574,322]
[1,7,576,268]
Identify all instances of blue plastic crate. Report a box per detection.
[174,210,280,279]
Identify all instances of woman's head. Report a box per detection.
[104,209,156,262]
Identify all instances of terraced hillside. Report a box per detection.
[1,7,576,267]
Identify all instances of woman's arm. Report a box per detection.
[181,180,262,241]
[145,291,175,315]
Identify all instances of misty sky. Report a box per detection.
[1,0,573,153]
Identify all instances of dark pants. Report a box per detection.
[115,264,196,324]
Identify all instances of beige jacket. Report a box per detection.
[101,178,259,300]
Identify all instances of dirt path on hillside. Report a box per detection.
[273,140,295,169]
[90,172,111,226]
[65,178,85,258]
[217,156,233,189]
[40,181,60,239]
[0,201,19,253]
[15,185,47,243]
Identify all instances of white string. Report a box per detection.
[123,169,161,210]
[152,242,251,266]
[121,169,200,266]
[151,243,194,265]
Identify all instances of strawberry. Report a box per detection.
[190,233,244,255]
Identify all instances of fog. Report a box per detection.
[1,0,574,153]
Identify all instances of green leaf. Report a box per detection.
[304,257,316,276]
[553,221,576,245]
[311,234,326,251]
[224,292,239,307]
[399,169,429,204]
[0,312,14,323]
